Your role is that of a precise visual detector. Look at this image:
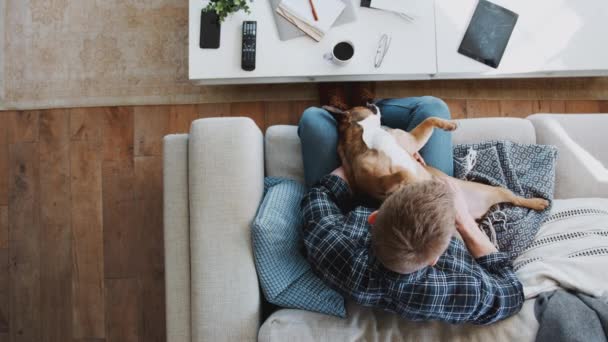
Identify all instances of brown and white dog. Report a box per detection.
[323,104,549,221]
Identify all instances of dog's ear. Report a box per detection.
[322,105,347,115]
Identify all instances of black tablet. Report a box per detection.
[458,0,518,68]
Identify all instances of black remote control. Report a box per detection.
[241,21,257,71]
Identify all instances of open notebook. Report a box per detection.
[277,0,346,41]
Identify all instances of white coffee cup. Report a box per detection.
[324,40,355,65]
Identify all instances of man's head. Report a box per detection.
[369,180,456,274]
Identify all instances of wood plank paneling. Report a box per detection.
[291,100,319,125]
[134,157,163,277]
[106,278,140,342]
[599,100,608,113]
[376,77,608,100]
[8,111,39,144]
[103,107,133,163]
[135,157,165,342]
[466,100,501,118]
[9,142,41,342]
[134,107,169,157]
[0,248,9,335]
[69,107,104,143]
[39,110,72,342]
[167,103,231,134]
[197,103,231,118]
[231,102,265,130]
[71,140,105,339]
[444,99,467,119]
[0,207,6,249]
[265,102,292,129]
[500,100,535,118]
[167,105,199,134]
[565,100,601,113]
[536,100,566,113]
[103,105,139,280]
[103,160,139,279]
[0,113,8,206]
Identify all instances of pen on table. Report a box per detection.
[309,0,319,21]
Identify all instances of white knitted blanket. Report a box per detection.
[515,198,608,300]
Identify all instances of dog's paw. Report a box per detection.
[441,120,458,132]
[528,198,550,211]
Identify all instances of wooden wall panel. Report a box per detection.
[71,140,105,339]
[8,111,39,144]
[466,100,501,118]
[105,278,140,342]
[0,113,9,206]
[39,110,72,342]
[500,100,535,118]
[9,142,41,342]
[231,102,265,130]
[134,106,169,157]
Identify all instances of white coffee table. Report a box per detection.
[189,0,437,84]
[435,0,608,78]
[189,0,608,84]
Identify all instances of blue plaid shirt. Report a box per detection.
[301,175,524,325]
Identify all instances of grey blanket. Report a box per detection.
[453,141,558,260]
[535,290,608,342]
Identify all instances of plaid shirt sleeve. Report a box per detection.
[300,175,370,288]
[392,248,524,325]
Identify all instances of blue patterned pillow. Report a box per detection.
[252,177,346,317]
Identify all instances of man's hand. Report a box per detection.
[445,178,498,258]
[331,167,348,185]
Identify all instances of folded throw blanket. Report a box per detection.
[515,198,608,300]
[534,290,608,342]
[453,141,558,260]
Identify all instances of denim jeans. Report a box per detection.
[297,96,453,187]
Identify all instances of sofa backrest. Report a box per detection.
[265,117,536,182]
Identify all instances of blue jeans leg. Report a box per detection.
[376,96,454,176]
[298,107,340,187]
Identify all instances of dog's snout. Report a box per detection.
[367,103,379,114]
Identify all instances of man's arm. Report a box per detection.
[456,210,523,324]
[425,178,524,324]
[394,250,524,325]
[300,172,369,292]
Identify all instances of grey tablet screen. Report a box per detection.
[458,0,518,68]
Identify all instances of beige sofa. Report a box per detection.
[163,114,608,342]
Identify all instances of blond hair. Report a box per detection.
[371,180,455,274]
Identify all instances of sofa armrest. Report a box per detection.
[163,134,191,342]
[529,114,608,198]
[189,117,264,341]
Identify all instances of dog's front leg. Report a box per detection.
[408,117,458,153]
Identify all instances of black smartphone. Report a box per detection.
[200,10,220,49]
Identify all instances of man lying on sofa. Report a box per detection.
[298,96,524,325]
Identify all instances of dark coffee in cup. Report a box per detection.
[333,41,355,61]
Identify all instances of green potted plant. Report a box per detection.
[205,0,252,22]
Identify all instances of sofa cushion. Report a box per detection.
[528,114,608,199]
[265,118,536,181]
[258,300,538,342]
[188,117,264,341]
[252,177,346,317]
[265,126,305,183]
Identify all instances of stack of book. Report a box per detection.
[276,0,346,41]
